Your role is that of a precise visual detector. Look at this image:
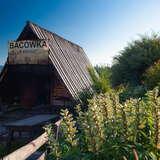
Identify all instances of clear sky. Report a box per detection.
[0,0,160,65]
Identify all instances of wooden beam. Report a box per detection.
[3,132,48,160]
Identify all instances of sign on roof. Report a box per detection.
[8,40,49,64]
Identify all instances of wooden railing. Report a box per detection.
[2,133,47,160]
[2,120,61,160]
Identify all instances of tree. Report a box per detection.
[143,60,160,89]
[88,65,111,94]
[111,34,160,87]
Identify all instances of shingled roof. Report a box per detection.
[16,21,93,100]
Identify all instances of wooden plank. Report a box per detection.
[4,114,56,127]
[55,35,83,88]
[50,36,80,94]
[3,132,48,160]
[3,120,61,160]
[37,151,46,160]
[49,42,78,98]
[54,35,84,91]
[26,151,46,160]
[64,39,92,88]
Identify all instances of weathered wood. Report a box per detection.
[3,119,61,160]
[4,114,56,146]
[0,64,53,106]
[49,44,77,98]
[8,40,49,65]
[0,21,93,105]
[51,79,71,105]
[5,114,56,127]
[36,151,46,160]
[26,151,46,160]
[54,35,84,91]
[49,39,79,98]
[28,22,93,99]
[3,132,48,160]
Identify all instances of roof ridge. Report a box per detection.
[28,21,83,49]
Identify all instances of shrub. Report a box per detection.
[143,60,160,89]
[78,89,94,107]
[119,85,147,102]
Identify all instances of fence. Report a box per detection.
[2,120,61,160]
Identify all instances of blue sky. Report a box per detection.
[0,0,160,65]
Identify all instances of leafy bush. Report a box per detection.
[143,60,160,89]
[111,34,160,87]
[78,89,94,107]
[119,85,147,102]
[45,88,160,160]
[88,65,111,94]
[0,144,6,158]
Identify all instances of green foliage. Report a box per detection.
[45,88,160,159]
[119,85,146,102]
[0,139,30,158]
[143,60,160,89]
[45,109,79,160]
[111,34,160,87]
[88,65,111,94]
[78,89,94,107]
[0,144,6,158]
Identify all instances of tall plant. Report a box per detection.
[45,88,160,159]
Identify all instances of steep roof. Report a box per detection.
[17,22,93,100]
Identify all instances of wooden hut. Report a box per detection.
[0,21,92,108]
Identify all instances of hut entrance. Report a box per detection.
[19,75,50,107]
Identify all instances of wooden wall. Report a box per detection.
[0,65,51,107]
[50,73,72,106]
[0,64,73,107]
